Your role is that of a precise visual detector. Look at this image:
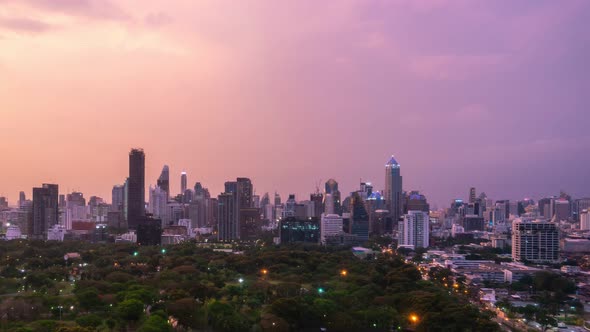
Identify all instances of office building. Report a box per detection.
[321,213,343,244]
[149,186,168,220]
[469,187,476,204]
[324,179,342,215]
[512,219,559,263]
[580,210,590,231]
[111,185,124,212]
[127,148,145,229]
[217,192,238,241]
[463,215,485,231]
[554,199,571,221]
[385,156,403,223]
[350,192,369,242]
[157,165,170,197]
[279,217,319,244]
[403,191,429,213]
[180,171,187,195]
[398,210,429,249]
[310,192,324,218]
[32,184,59,239]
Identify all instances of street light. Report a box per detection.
[410,314,419,324]
[261,269,268,275]
[340,269,348,277]
[238,278,244,284]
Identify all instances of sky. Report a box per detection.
[1,0,589,208]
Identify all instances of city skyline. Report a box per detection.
[1,1,590,206]
[1,150,588,209]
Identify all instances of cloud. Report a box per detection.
[0,0,130,21]
[144,11,172,27]
[408,54,505,80]
[0,16,52,33]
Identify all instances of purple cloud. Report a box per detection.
[0,16,52,33]
[0,0,130,21]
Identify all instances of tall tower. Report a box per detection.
[157,165,170,197]
[236,178,253,208]
[469,187,476,204]
[385,156,403,223]
[181,171,187,195]
[324,179,342,215]
[127,148,145,229]
[32,183,59,239]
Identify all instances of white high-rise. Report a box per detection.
[324,194,334,215]
[580,210,590,231]
[149,186,168,220]
[398,210,429,249]
[512,218,559,263]
[321,213,343,244]
[181,171,187,195]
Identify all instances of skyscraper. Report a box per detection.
[236,177,253,208]
[180,171,187,195]
[398,210,429,249]
[32,183,59,239]
[350,192,369,241]
[157,165,170,197]
[127,148,145,229]
[218,192,238,241]
[385,156,403,223]
[111,185,124,212]
[324,179,341,215]
[310,192,324,218]
[18,191,26,207]
[469,187,476,204]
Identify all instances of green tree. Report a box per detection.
[137,315,173,332]
[117,299,144,321]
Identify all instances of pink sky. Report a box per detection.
[1,0,589,207]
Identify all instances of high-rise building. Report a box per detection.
[283,194,296,218]
[554,199,571,221]
[403,191,429,213]
[324,179,342,215]
[0,197,8,209]
[65,191,87,229]
[469,187,476,204]
[111,185,124,212]
[236,177,253,208]
[32,184,59,239]
[350,192,369,242]
[180,171,187,195]
[157,165,170,197]
[127,148,145,229]
[462,215,485,231]
[398,210,429,249]
[385,156,403,223]
[320,214,343,244]
[512,219,559,263]
[324,193,334,215]
[18,191,26,207]
[310,193,324,218]
[149,186,168,220]
[580,210,590,230]
[575,198,590,221]
[217,192,238,241]
[538,198,553,218]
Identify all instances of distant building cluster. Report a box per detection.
[0,149,588,261]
